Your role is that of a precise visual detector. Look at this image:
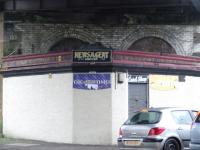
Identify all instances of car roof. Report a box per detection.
[147,107,197,112]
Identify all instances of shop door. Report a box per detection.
[128,83,148,118]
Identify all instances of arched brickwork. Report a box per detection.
[40,26,97,53]
[128,36,176,54]
[49,38,108,52]
[120,28,185,55]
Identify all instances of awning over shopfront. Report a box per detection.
[2,50,200,76]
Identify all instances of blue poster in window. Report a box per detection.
[73,73,111,90]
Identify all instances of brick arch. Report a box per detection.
[40,28,97,53]
[120,28,185,55]
[128,36,176,54]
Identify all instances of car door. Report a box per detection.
[191,113,200,145]
[171,110,193,148]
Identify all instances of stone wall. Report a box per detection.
[5,23,200,56]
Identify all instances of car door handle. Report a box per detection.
[178,127,183,130]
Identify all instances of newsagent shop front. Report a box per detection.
[2,50,128,145]
[2,50,200,145]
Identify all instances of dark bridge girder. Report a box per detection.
[0,0,196,13]
[191,0,200,12]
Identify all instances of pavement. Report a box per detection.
[0,138,118,150]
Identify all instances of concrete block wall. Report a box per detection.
[5,23,200,56]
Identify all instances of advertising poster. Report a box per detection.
[73,73,111,90]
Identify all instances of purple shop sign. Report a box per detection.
[73,73,111,90]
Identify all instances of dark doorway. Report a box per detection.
[128,75,149,118]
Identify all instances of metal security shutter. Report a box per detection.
[128,83,148,118]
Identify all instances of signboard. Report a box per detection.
[73,73,111,90]
[128,75,148,83]
[149,75,178,91]
[73,51,111,63]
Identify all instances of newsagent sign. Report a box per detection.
[73,51,111,63]
[73,73,111,90]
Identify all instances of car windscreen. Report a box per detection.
[124,111,161,125]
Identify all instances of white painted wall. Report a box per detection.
[3,72,129,145]
[72,72,128,145]
[149,75,200,110]
[9,72,198,145]
[3,73,73,143]
[111,73,128,145]
[73,88,112,145]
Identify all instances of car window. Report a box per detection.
[195,114,200,123]
[192,111,198,118]
[171,110,193,125]
[125,111,161,125]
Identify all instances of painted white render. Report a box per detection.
[73,72,128,145]
[3,72,129,145]
[3,73,73,143]
[73,88,112,145]
[111,73,128,145]
[5,72,200,145]
[149,75,200,110]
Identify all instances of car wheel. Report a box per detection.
[163,138,180,150]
